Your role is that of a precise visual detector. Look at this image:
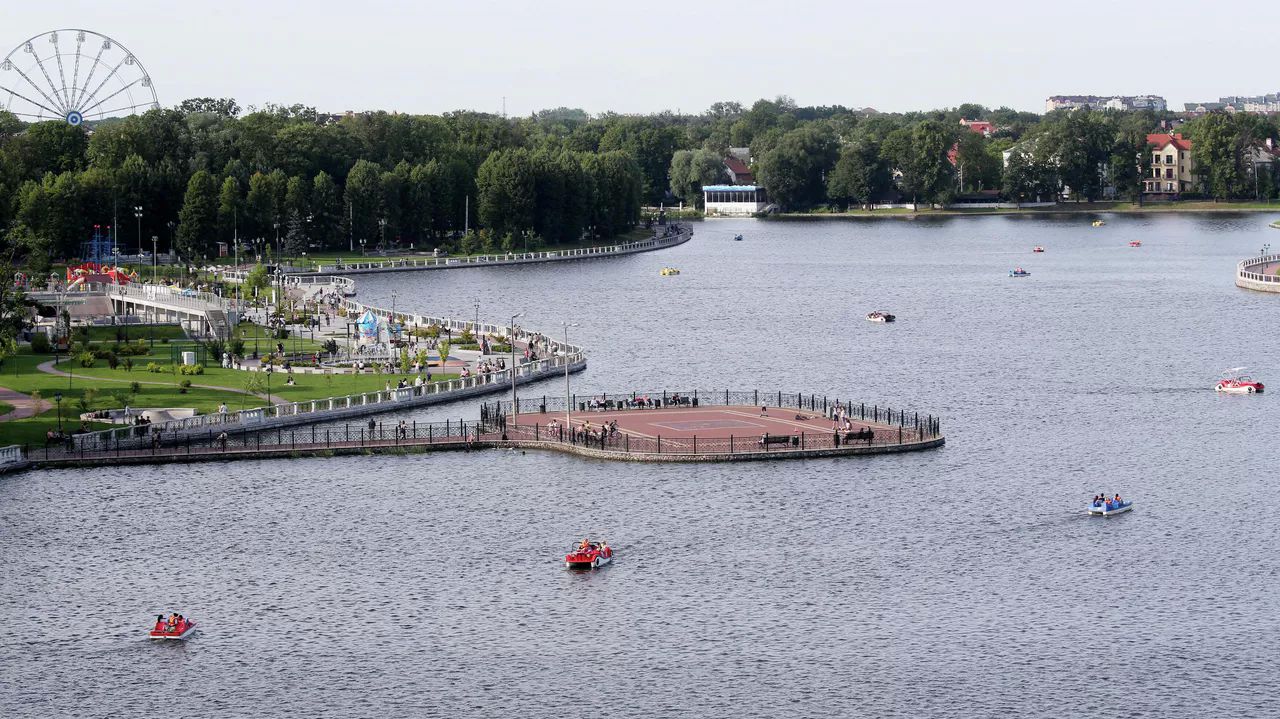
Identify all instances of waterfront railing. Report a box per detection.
[1237,253,1280,285]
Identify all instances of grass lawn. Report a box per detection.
[0,401,13,416]
[0,351,247,448]
[0,346,464,447]
[232,322,330,354]
[70,324,188,343]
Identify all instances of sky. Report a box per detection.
[4,0,1278,118]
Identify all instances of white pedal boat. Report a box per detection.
[1087,501,1133,517]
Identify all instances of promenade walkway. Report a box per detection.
[0,387,47,422]
[1236,253,1280,293]
[26,390,944,467]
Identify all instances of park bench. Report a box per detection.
[758,434,796,447]
[845,428,875,442]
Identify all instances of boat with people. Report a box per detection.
[1032,246,1045,253]
[865,310,896,323]
[1129,240,1142,247]
[733,234,743,241]
[1009,268,1031,277]
[1215,368,1265,394]
[149,613,196,640]
[565,539,613,570]
[1092,220,1106,227]
[1088,494,1132,517]
[660,267,680,276]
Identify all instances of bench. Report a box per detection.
[758,434,796,447]
[844,428,875,442]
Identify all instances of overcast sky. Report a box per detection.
[6,0,1277,117]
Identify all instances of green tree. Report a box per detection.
[175,170,219,259]
[310,171,341,250]
[344,159,383,251]
[216,175,242,245]
[883,121,957,206]
[668,149,727,208]
[827,141,890,208]
[756,125,838,209]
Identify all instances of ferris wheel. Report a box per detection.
[0,29,159,126]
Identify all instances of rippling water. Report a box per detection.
[3,214,1279,718]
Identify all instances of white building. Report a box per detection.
[702,185,768,216]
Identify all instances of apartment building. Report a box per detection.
[1144,133,1195,198]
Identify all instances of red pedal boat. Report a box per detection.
[565,542,613,570]
[149,618,196,640]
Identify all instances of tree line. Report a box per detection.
[3,97,1279,275]
[0,103,653,274]
[661,98,1280,210]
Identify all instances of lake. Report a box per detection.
[3,213,1278,718]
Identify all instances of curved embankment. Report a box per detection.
[1236,253,1280,293]
[313,225,693,275]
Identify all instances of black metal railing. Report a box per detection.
[481,389,942,439]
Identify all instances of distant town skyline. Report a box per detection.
[4,0,1278,118]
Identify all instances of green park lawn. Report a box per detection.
[0,346,460,448]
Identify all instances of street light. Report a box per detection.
[133,205,143,259]
[563,322,578,433]
[510,311,524,427]
[378,218,387,252]
[151,235,159,284]
[54,391,63,432]
[359,238,367,256]
[273,221,281,265]
[167,221,175,261]
[265,364,273,406]
[473,298,480,331]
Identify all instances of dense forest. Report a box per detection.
[1,96,1278,275]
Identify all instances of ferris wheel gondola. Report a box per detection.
[0,29,159,125]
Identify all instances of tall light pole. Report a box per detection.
[378,217,387,252]
[133,205,142,258]
[563,322,577,432]
[151,235,158,284]
[54,392,63,432]
[509,311,524,427]
[167,220,176,261]
[473,298,480,332]
[273,221,280,264]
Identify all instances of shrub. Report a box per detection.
[177,364,204,376]
[124,358,134,372]
[106,352,119,370]
[161,337,170,344]
[274,328,290,340]
[77,351,96,368]
[146,362,165,373]
[229,338,245,357]
[130,381,142,395]
[178,379,192,394]
[30,333,51,353]
[458,327,475,344]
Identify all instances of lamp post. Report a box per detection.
[359,238,367,256]
[378,218,387,253]
[167,220,175,261]
[265,364,273,407]
[473,298,480,332]
[133,205,143,259]
[151,235,159,284]
[273,221,281,265]
[509,311,524,427]
[54,392,63,432]
[563,322,577,432]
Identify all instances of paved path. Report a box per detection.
[0,386,49,422]
[35,360,288,406]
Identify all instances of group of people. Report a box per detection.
[153,613,192,634]
[1092,493,1124,507]
[575,538,610,554]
